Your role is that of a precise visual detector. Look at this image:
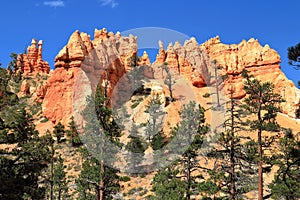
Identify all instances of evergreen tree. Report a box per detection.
[53,122,65,143]
[200,89,257,199]
[269,128,300,200]
[149,161,187,200]
[7,52,18,73]
[125,123,148,175]
[288,42,300,68]
[53,155,69,200]
[76,147,120,200]
[0,104,51,199]
[151,101,208,199]
[76,86,121,200]
[0,68,18,109]
[242,70,284,200]
[144,95,166,143]
[66,116,83,147]
[163,64,175,102]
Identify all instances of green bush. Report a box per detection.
[120,176,131,182]
[202,93,210,98]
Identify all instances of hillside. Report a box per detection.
[1,27,300,199]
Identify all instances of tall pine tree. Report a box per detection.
[242,70,284,200]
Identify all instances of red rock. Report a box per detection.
[43,29,138,125]
[16,39,50,75]
[201,36,300,117]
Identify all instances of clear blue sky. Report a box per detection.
[1,0,299,84]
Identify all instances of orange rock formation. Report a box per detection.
[16,39,50,75]
[41,28,300,125]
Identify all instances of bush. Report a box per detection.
[202,93,210,98]
[120,176,131,182]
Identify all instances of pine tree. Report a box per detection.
[53,122,65,143]
[288,42,300,68]
[149,161,187,200]
[151,101,208,199]
[200,89,257,199]
[66,116,83,147]
[76,86,121,200]
[0,104,52,199]
[269,128,300,200]
[144,95,166,143]
[162,64,175,102]
[53,155,68,200]
[125,123,148,175]
[7,52,18,73]
[242,70,284,200]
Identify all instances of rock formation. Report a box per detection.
[16,39,50,75]
[201,36,300,117]
[41,27,300,125]
[43,28,138,124]
[153,38,210,87]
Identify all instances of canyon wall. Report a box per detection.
[39,28,300,125]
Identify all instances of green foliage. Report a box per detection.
[0,68,19,109]
[150,162,187,200]
[202,93,210,98]
[163,65,175,101]
[150,130,167,151]
[242,70,284,199]
[76,153,120,200]
[201,91,257,199]
[7,52,18,72]
[125,123,147,175]
[288,42,300,68]
[76,86,121,199]
[120,176,131,182]
[151,101,208,199]
[66,116,82,147]
[145,95,166,142]
[131,97,143,109]
[0,104,52,199]
[269,129,300,199]
[53,122,65,143]
[53,155,69,199]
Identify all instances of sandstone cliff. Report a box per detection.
[43,28,138,124]
[41,28,300,125]
[201,36,300,117]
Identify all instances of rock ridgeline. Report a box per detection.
[43,28,140,124]
[201,36,300,116]
[16,39,50,75]
[26,27,298,124]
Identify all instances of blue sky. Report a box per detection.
[1,0,299,84]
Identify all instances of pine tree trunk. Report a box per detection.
[186,153,191,200]
[230,94,235,200]
[96,185,100,200]
[258,99,263,200]
[58,188,61,200]
[99,160,105,200]
[230,141,235,200]
[50,145,54,200]
[258,129,263,200]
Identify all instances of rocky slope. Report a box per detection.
[9,27,300,199]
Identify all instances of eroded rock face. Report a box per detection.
[201,36,300,117]
[17,39,50,75]
[153,38,210,87]
[42,28,300,125]
[43,28,138,124]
